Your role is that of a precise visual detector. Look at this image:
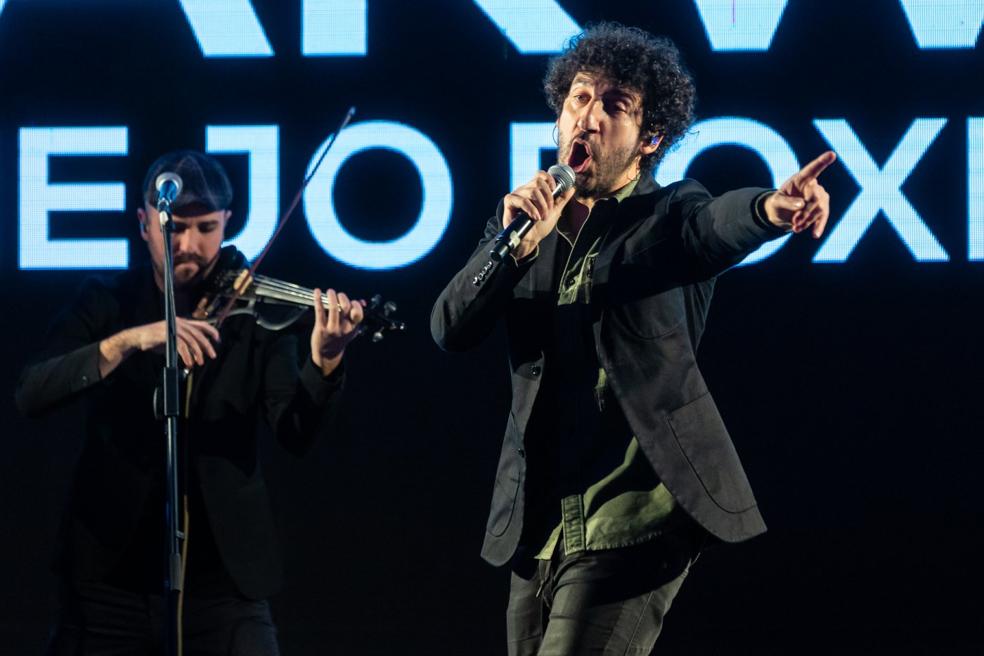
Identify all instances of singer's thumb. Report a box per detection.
[768,192,805,212]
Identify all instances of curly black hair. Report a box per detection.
[543,22,696,172]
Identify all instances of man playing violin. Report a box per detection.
[16,150,363,655]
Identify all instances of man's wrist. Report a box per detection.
[299,355,345,405]
[755,191,793,233]
[312,351,343,377]
[98,330,135,378]
[510,243,540,264]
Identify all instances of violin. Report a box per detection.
[194,246,405,342]
[191,107,403,342]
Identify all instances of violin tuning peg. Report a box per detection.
[383,301,397,315]
[372,329,384,343]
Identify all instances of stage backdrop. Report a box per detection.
[2,1,982,653]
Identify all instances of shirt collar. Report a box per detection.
[608,175,640,203]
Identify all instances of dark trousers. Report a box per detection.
[45,581,280,656]
[506,531,700,656]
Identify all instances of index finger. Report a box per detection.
[188,319,220,342]
[326,288,340,333]
[794,150,837,185]
[312,288,326,329]
[534,170,557,193]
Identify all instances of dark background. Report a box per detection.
[2,1,982,653]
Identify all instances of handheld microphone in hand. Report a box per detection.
[489,164,575,262]
[155,172,183,211]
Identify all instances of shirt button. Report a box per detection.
[530,365,541,377]
[81,375,89,385]
[517,447,526,458]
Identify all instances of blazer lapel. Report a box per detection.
[520,229,560,297]
[594,176,662,290]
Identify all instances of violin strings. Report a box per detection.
[251,275,333,308]
[239,273,398,331]
[253,276,319,302]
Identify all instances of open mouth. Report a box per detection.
[568,139,593,174]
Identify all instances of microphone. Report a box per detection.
[489,163,575,262]
[155,172,183,210]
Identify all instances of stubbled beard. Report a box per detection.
[559,132,638,200]
[154,253,211,289]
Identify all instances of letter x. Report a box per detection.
[813,118,948,263]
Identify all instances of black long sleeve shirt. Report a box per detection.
[16,262,344,599]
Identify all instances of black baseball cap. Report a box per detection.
[142,150,233,216]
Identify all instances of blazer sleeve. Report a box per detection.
[15,278,116,418]
[430,205,536,352]
[261,331,345,457]
[670,179,788,278]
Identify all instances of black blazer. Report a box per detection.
[16,265,343,599]
[432,175,785,566]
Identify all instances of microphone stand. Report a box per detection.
[157,196,184,656]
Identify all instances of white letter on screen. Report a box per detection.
[692,0,790,51]
[177,0,273,57]
[898,0,984,49]
[471,0,580,53]
[19,127,129,270]
[303,121,453,270]
[302,0,367,55]
[813,118,948,262]
[969,118,984,260]
[510,122,556,191]
[206,125,279,261]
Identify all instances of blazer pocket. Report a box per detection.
[486,414,523,537]
[486,471,521,537]
[667,393,757,514]
[608,292,684,340]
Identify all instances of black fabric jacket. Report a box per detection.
[431,175,785,566]
[16,262,343,599]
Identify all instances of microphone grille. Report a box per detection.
[547,164,575,194]
[155,172,183,194]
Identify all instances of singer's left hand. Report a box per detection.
[311,288,365,376]
[764,150,836,238]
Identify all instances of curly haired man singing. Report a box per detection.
[432,23,835,655]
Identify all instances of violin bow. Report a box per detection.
[214,106,357,329]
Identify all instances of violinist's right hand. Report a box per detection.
[98,319,220,378]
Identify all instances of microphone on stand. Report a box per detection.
[155,172,183,212]
[489,163,575,262]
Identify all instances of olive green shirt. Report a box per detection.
[536,177,679,560]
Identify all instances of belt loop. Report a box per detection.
[561,495,586,555]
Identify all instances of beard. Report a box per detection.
[558,131,638,200]
[154,252,212,289]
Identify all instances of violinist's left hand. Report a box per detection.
[311,288,365,376]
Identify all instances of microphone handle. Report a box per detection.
[490,212,535,262]
[490,180,570,262]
